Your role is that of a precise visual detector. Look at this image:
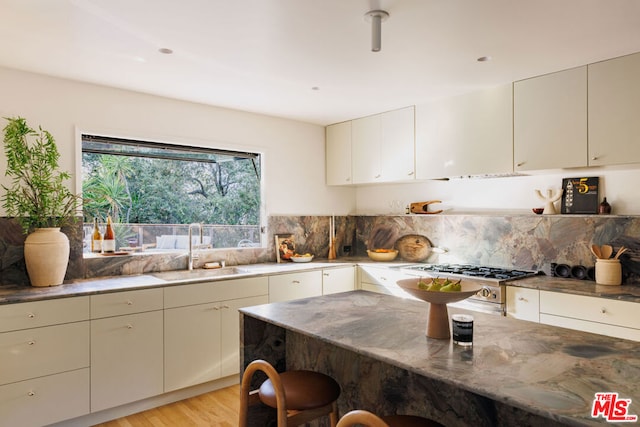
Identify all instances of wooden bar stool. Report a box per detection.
[337,409,444,427]
[239,359,341,427]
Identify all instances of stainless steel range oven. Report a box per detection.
[399,264,539,316]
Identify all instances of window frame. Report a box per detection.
[75,127,266,253]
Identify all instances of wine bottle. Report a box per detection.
[91,217,102,253]
[103,215,116,253]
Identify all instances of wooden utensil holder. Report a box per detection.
[595,259,622,285]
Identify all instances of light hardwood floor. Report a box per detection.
[93,385,240,427]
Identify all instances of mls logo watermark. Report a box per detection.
[592,392,638,422]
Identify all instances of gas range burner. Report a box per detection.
[403,264,538,281]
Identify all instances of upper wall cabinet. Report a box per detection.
[513,66,588,171]
[415,84,513,179]
[588,52,640,166]
[351,106,415,184]
[325,121,352,185]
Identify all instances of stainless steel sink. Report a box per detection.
[151,267,246,282]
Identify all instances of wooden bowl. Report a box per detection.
[367,249,398,262]
[396,278,483,305]
[396,278,482,339]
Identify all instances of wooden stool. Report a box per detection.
[337,410,444,427]
[239,359,341,427]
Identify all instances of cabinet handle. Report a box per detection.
[292,280,300,284]
[516,162,525,167]
[28,391,35,397]
[517,297,527,302]
[380,276,387,281]
[126,300,134,306]
[407,171,414,176]
[374,174,381,179]
[126,324,133,329]
[28,340,35,345]
[600,307,607,314]
[27,313,35,319]
[345,178,351,182]
[592,156,599,161]
[323,273,329,276]
[220,305,230,309]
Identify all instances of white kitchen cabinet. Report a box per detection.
[506,287,539,322]
[0,297,90,427]
[588,52,640,166]
[326,121,352,185]
[164,302,221,391]
[0,369,90,427]
[322,265,356,295]
[416,84,513,179]
[352,106,415,184]
[358,265,414,299]
[220,294,268,377]
[269,270,323,302]
[164,277,268,391]
[514,66,588,171]
[539,291,640,341]
[90,289,164,412]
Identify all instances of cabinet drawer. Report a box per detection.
[0,297,89,332]
[540,314,640,342]
[540,291,639,329]
[269,271,322,303]
[91,288,163,318]
[0,322,89,385]
[359,266,405,287]
[0,368,89,427]
[165,276,268,308]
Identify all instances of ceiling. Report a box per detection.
[2,0,640,126]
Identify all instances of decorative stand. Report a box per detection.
[396,278,483,339]
[535,189,563,215]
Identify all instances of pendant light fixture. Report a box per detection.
[364,9,389,52]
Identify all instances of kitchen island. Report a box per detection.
[240,290,639,426]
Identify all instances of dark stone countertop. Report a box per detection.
[240,290,640,426]
[1,258,639,305]
[0,261,353,305]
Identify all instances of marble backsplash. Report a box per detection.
[2,214,640,287]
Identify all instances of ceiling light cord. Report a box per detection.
[365,10,389,52]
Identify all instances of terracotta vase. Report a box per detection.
[24,228,70,287]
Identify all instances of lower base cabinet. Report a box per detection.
[90,310,164,412]
[506,287,540,322]
[358,265,413,298]
[164,277,269,392]
[0,297,90,427]
[539,290,640,341]
[322,266,356,294]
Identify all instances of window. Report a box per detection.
[81,134,262,252]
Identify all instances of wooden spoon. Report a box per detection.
[591,244,602,259]
[614,247,628,259]
[600,244,613,259]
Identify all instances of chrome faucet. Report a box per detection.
[188,223,203,270]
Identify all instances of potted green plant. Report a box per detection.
[1,116,81,286]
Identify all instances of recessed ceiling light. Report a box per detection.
[311,86,320,91]
[477,56,492,62]
[158,48,173,55]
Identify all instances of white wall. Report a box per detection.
[0,67,356,217]
[355,167,640,215]
[4,66,639,218]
